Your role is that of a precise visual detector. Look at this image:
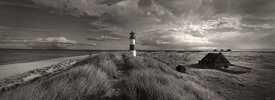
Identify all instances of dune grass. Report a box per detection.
[0,52,224,100]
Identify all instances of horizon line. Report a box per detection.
[0,48,275,52]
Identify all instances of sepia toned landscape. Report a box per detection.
[0,0,275,100]
[0,50,275,100]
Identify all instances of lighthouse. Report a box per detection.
[129,31,136,57]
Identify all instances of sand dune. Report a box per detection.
[0,52,225,100]
[0,52,274,100]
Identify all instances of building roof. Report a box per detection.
[200,53,230,63]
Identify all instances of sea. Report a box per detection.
[1,49,275,66]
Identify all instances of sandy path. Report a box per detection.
[0,55,89,80]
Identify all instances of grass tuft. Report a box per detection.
[0,52,224,100]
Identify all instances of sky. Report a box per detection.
[0,0,274,50]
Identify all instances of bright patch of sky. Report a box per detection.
[0,0,274,50]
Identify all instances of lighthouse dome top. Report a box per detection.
[129,31,136,39]
[130,30,135,34]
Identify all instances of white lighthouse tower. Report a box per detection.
[129,31,136,57]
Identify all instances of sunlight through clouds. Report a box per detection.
[0,0,275,50]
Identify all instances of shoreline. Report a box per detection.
[0,55,89,80]
[0,55,95,93]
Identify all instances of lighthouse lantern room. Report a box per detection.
[129,31,136,57]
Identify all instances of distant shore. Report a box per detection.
[1,49,275,65]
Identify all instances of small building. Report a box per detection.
[198,53,230,68]
[226,49,232,52]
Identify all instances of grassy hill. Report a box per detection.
[0,53,224,100]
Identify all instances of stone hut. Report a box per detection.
[198,52,230,68]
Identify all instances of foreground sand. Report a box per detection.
[0,55,89,80]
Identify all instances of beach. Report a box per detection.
[0,49,95,65]
[0,55,88,80]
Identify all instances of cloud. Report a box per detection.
[7,0,274,25]
[34,36,76,44]
[140,28,212,48]
[0,25,11,30]
[206,31,272,49]
[0,0,42,9]
[138,15,243,48]
[29,0,174,28]
[1,0,275,50]
[28,0,275,18]
[28,0,275,30]
[87,35,121,41]
[198,0,275,17]
[241,24,274,30]
[89,20,124,36]
[138,13,275,50]
[240,16,275,30]
[0,34,8,39]
[0,36,96,49]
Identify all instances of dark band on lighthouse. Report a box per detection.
[129,44,135,50]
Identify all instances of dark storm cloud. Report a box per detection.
[0,34,8,39]
[4,0,275,24]
[198,0,275,16]
[26,0,275,29]
[24,0,275,20]
[0,0,275,50]
[138,0,152,7]
[95,0,123,6]
[237,0,275,16]
[0,0,45,9]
